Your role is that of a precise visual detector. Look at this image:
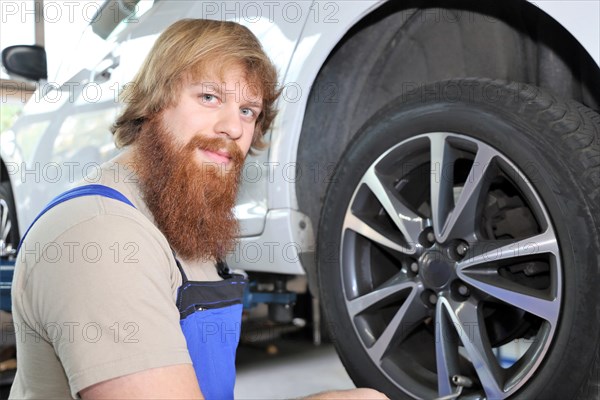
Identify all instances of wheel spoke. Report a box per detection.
[429,134,456,241]
[458,273,560,323]
[343,211,410,254]
[435,300,461,396]
[457,229,560,323]
[440,144,497,241]
[347,274,414,317]
[0,200,10,242]
[438,297,505,399]
[366,286,426,362]
[361,166,423,253]
[1,220,10,242]
[458,229,559,269]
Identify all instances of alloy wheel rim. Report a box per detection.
[340,132,561,399]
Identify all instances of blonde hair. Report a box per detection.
[111,19,280,151]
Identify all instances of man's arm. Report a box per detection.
[18,213,197,397]
[80,364,203,399]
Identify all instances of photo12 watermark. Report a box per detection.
[17,240,140,265]
[0,80,339,105]
[1,1,141,25]
[4,160,340,185]
[3,321,140,344]
[197,1,340,24]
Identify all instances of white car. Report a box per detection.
[1,1,599,399]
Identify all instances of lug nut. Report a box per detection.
[426,231,436,244]
[429,293,438,305]
[456,242,469,256]
[410,262,419,274]
[457,284,470,297]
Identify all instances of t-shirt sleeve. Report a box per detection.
[21,213,191,398]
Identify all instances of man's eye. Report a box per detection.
[241,108,256,118]
[201,94,218,103]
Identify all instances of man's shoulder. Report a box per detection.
[18,203,164,263]
[24,158,151,247]
[17,183,169,270]
[25,185,145,240]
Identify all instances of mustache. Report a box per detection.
[184,135,245,167]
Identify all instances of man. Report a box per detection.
[9,19,386,399]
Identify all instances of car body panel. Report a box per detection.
[532,0,599,64]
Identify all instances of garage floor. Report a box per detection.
[235,339,355,399]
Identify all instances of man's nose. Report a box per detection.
[214,105,243,140]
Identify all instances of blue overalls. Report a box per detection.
[17,184,246,399]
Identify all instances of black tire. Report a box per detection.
[0,180,19,259]
[317,79,599,399]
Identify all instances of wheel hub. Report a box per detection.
[419,248,455,290]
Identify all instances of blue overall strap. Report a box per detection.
[175,258,247,400]
[17,184,135,253]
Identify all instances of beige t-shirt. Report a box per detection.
[9,160,221,399]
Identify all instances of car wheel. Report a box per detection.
[0,180,19,259]
[317,79,600,399]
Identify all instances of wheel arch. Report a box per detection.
[296,0,600,291]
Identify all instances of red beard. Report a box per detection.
[133,118,244,261]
